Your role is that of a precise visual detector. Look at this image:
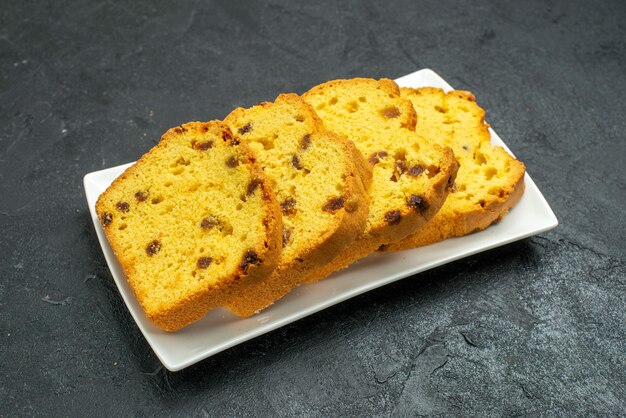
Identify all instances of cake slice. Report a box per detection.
[223,93,371,316]
[302,78,459,281]
[96,121,282,331]
[383,88,525,249]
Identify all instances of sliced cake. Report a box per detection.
[96,121,282,331]
[383,87,525,249]
[302,78,459,281]
[223,93,372,316]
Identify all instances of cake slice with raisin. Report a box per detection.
[302,78,459,281]
[96,121,282,331]
[223,93,372,316]
[383,88,525,249]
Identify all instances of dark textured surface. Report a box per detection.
[1,0,625,415]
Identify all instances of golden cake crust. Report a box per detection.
[96,121,282,330]
[383,88,526,250]
[223,94,372,316]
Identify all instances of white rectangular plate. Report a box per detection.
[84,69,558,371]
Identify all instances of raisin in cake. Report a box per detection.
[96,121,282,331]
[223,93,372,316]
[302,78,459,281]
[383,88,525,249]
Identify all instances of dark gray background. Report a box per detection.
[1,0,625,416]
